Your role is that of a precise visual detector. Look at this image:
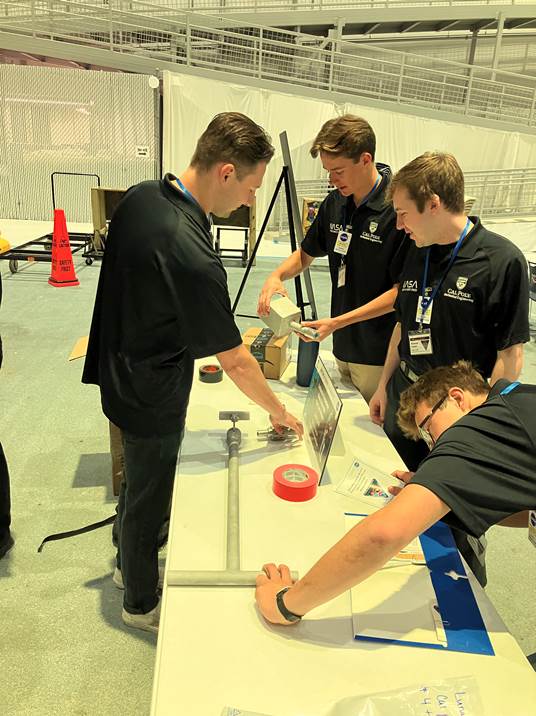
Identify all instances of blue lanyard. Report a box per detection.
[343,174,382,229]
[176,177,212,225]
[500,381,520,395]
[419,218,471,328]
[176,177,198,206]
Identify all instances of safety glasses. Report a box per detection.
[417,394,448,449]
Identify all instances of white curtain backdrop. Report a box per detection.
[163,71,536,222]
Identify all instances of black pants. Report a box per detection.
[116,428,183,614]
[0,442,11,544]
[384,367,488,587]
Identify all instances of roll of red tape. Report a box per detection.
[199,364,223,383]
[273,464,318,502]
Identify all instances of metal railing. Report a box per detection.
[1,0,535,127]
[3,0,536,14]
[270,168,536,228]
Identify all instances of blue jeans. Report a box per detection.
[116,427,183,614]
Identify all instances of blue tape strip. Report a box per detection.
[345,514,494,655]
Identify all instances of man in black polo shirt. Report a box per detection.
[255,362,536,634]
[367,152,529,584]
[258,115,409,403]
[370,151,529,473]
[83,112,303,633]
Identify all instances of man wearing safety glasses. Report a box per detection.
[256,361,536,643]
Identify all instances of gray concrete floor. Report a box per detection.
[0,248,535,715]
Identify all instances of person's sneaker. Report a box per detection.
[0,533,14,560]
[122,601,160,634]
[113,567,164,590]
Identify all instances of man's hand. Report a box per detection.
[369,385,387,425]
[298,317,336,343]
[270,407,304,439]
[257,276,288,316]
[388,469,415,496]
[255,563,297,625]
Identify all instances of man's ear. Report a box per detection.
[448,386,466,410]
[359,152,373,167]
[219,163,235,183]
[428,194,441,213]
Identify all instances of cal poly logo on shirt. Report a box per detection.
[445,275,474,303]
[360,220,382,244]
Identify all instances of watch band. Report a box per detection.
[275,587,302,623]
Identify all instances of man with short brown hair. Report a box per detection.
[83,112,303,633]
[258,114,410,403]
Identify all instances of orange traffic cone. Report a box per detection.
[48,209,79,288]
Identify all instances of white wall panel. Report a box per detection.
[163,70,536,222]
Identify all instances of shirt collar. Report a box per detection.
[161,173,212,233]
[344,163,392,214]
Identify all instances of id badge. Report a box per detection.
[338,263,346,288]
[529,511,536,548]
[408,328,433,356]
[416,296,433,325]
[334,229,352,256]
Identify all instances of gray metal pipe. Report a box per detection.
[166,412,300,589]
[166,569,299,587]
[226,426,241,572]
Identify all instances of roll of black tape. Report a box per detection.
[199,364,223,383]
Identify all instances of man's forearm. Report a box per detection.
[272,248,313,282]
[377,322,402,389]
[283,510,407,616]
[490,343,524,384]
[333,286,398,331]
[221,346,284,418]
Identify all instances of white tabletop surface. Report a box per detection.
[151,357,536,716]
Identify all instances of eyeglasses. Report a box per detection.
[417,394,449,449]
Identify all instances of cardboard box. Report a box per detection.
[242,327,290,380]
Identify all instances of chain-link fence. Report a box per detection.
[0,64,159,221]
[0,0,535,128]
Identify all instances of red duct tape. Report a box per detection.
[199,364,223,383]
[273,464,318,502]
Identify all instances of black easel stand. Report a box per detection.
[231,165,320,387]
[232,165,316,323]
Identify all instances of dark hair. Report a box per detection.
[191,112,274,178]
[388,152,465,213]
[310,115,376,161]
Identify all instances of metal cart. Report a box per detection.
[0,171,100,273]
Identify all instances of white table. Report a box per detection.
[151,358,536,716]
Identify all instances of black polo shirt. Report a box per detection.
[411,380,536,538]
[395,218,529,378]
[301,164,409,366]
[82,173,242,436]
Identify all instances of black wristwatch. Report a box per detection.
[275,587,302,623]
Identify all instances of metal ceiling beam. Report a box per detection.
[363,23,380,35]
[439,20,461,32]
[508,19,536,30]
[401,22,422,34]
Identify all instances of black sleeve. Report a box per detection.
[177,257,242,359]
[300,195,330,258]
[488,248,530,350]
[411,425,536,538]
